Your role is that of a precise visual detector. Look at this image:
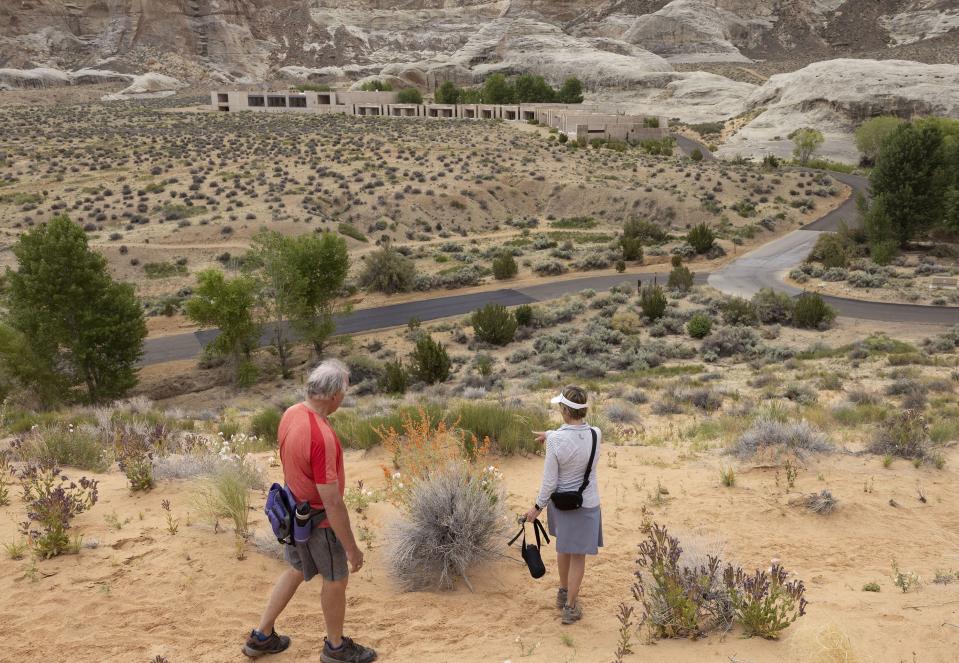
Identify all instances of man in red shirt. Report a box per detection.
[243,359,376,663]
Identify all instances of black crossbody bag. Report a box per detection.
[549,427,597,511]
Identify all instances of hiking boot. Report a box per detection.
[320,636,378,663]
[561,603,583,625]
[556,587,568,610]
[242,629,291,658]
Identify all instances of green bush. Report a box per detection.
[396,87,423,104]
[624,217,668,244]
[691,148,704,162]
[144,261,187,278]
[793,293,836,329]
[690,122,724,136]
[809,233,849,268]
[687,223,715,254]
[667,264,694,291]
[722,297,759,326]
[359,80,392,92]
[687,313,712,339]
[359,245,417,294]
[751,288,795,324]
[337,222,368,242]
[379,360,409,394]
[410,335,451,384]
[471,304,518,346]
[449,401,551,455]
[639,285,667,321]
[293,83,331,92]
[638,138,675,156]
[492,252,518,280]
[13,425,109,472]
[250,408,282,446]
[331,404,444,450]
[514,304,533,327]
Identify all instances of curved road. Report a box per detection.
[142,171,956,367]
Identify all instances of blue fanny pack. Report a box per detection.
[265,484,325,545]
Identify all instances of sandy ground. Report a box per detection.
[3,436,959,663]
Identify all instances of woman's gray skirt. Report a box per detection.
[546,503,603,555]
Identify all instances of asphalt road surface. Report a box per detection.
[142,170,956,367]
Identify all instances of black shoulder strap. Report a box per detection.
[534,518,550,546]
[578,427,597,494]
[508,524,525,547]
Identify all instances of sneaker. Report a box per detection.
[242,629,291,658]
[556,588,568,610]
[561,603,583,625]
[320,636,378,663]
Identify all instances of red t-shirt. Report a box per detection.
[277,402,345,528]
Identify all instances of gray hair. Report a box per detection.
[306,359,350,399]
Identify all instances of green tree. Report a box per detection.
[283,232,350,357]
[185,270,260,385]
[359,244,417,294]
[791,128,825,166]
[854,116,904,165]
[359,79,392,92]
[557,77,584,104]
[514,74,555,103]
[396,87,423,104]
[247,230,294,377]
[409,335,451,384]
[471,304,517,346]
[492,252,518,280]
[793,293,836,329]
[868,122,944,246]
[667,263,694,291]
[482,74,514,104]
[3,215,146,404]
[435,81,461,105]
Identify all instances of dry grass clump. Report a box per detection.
[789,623,862,663]
[606,400,641,424]
[791,489,839,514]
[868,410,940,464]
[386,462,506,592]
[730,418,833,460]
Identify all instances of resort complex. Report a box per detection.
[210,89,669,144]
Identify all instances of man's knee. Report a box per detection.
[322,577,348,594]
[285,567,305,583]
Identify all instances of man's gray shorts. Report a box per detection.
[284,527,349,582]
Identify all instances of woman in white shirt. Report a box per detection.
[524,385,603,625]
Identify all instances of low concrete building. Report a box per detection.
[210,89,669,143]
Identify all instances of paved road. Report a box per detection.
[709,171,959,324]
[143,169,956,367]
[143,272,707,366]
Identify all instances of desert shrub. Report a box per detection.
[17,463,99,558]
[730,419,833,460]
[337,222,367,243]
[250,408,282,446]
[687,223,715,254]
[396,87,423,104]
[687,388,723,412]
[868,410,935,462]
[359,245,417,294]
[491,252,518,280]
[751,289,795,325]
[386,462,506,591]
[793,293,836,329]
[808,233,850,269]
[701,326,760,358]
[410,335,451,384]
[722,297,759,326]
[533,259,568,276]
[624,217,669,244]
[12,425,109,472]
[471,304,517,346]
[379,361,409,394]
[686,313,712,339]
[114,422,170,491]
[606,401,640,424]
[784,383,818,405]
[195,459,262,544]
[667,264,694,291]
[724,563,808,639]
[514,304,533,327]
[640,285,668,320]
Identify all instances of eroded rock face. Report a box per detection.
[718,58,959,163]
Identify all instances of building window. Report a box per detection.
[267,96,287,107]
[289,96,307,108]
[248,95,265,107]
[318,94,332,105]
[217,93,228,103]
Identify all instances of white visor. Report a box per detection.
[551,393,587,409]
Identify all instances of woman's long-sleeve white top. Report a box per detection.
[535,423,602,510]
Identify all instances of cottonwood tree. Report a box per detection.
[557,78,584,104]
[854,116,904,165]
[791,128,825,166]
[3,215,146,404]
[185,269,260,386]
[247,230,295,378]
[282,232,350,357]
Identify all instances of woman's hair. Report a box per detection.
[306,358,350,399]
[559,385,588,419]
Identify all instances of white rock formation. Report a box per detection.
[881,8,959,46]
[0,67,71,89]
[101,73,187,100]
[718,59,959,163]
